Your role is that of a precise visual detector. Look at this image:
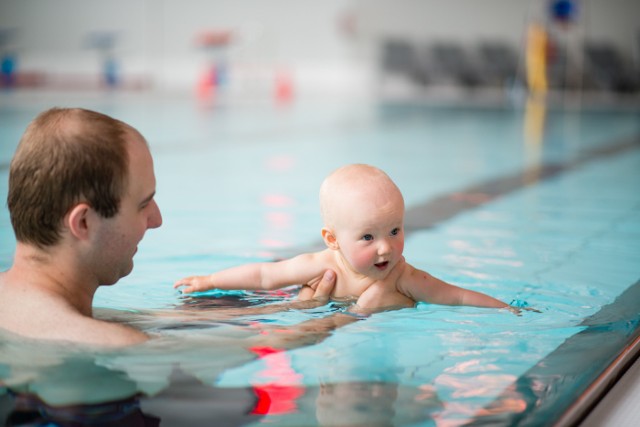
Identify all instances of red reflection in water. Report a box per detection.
[262,193,294,208]
[249,346,305,415]
[265,155,295,172]
[265,212,293,228]
[260,193,295,248]
[259,238,289,248]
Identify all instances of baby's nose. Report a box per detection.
[377,239,391,255]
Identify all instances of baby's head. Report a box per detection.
[319,164,405,278]
[320,164,404,228]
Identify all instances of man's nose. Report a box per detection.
[148,200,163,229]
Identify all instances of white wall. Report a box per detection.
[353,0,639,46]
[0,0,638,96]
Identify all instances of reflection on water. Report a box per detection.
[2,275,639,426]
[3,279,638,426]
[0,304,443,427]
[2,380,443,427]
[3,393,159,427]
[0,327,442,426]
[0,311,261,425]
[314,381,443,427]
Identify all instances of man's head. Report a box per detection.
[8,108,132,247]
[319,164,405,279]
[7,107,162,284]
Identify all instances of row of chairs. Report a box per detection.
[381,39,640,94]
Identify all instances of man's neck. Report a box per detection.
[9,242,97,317]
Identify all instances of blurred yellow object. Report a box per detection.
[526,23,548,95]
[524,96,546,145]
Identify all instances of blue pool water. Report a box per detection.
[1,92,639,426]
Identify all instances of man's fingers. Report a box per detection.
[313,270,336,300]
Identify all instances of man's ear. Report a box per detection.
[321,228,339,250]
[65,203,92,240]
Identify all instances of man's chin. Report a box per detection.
[121,262,134,279]
[101,263,134,286]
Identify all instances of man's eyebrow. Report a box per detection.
[139,191,156,207]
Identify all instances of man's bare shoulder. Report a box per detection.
[76,317,149,347]
[1,306,148,348]
[0,274,147,348]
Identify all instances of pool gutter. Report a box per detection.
[555,332,640,426]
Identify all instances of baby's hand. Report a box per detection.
[173,275,213,294]
[507,306,542,316]
[507,299,541,316]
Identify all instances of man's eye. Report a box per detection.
[362,234,374,241]
[391,228,400,236]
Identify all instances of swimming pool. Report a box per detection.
[1,92,639,426]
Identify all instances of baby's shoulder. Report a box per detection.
[394,259,422,289]
[393,257,413,280]
[290,249,333,265]
[307,248,342,268]
[291,249,342,281]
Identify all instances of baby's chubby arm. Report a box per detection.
[398,265,509,309]
[173,252,330,294]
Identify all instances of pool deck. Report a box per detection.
[582,354,640,426]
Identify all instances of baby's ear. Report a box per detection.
[321,228,339,250]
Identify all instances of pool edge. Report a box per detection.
[556,333,640,427]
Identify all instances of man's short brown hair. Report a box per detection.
[8,108,132,247]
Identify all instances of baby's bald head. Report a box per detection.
[319,164,404,230]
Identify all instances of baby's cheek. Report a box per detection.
[351,248,376,271]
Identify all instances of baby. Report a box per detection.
[175,164,513,314]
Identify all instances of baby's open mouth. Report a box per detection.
[375,261,389,270]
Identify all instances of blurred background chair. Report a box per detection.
[380,38,430,86]
[424,42,482,88]
[583,41,639,93]
[476,41,520,88]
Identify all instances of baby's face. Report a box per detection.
[333,192,405,280]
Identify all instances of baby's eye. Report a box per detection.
[362,234,374,241]
[390,228,400,236]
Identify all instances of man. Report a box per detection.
[0,108,163,346]
[0,108,337,347]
